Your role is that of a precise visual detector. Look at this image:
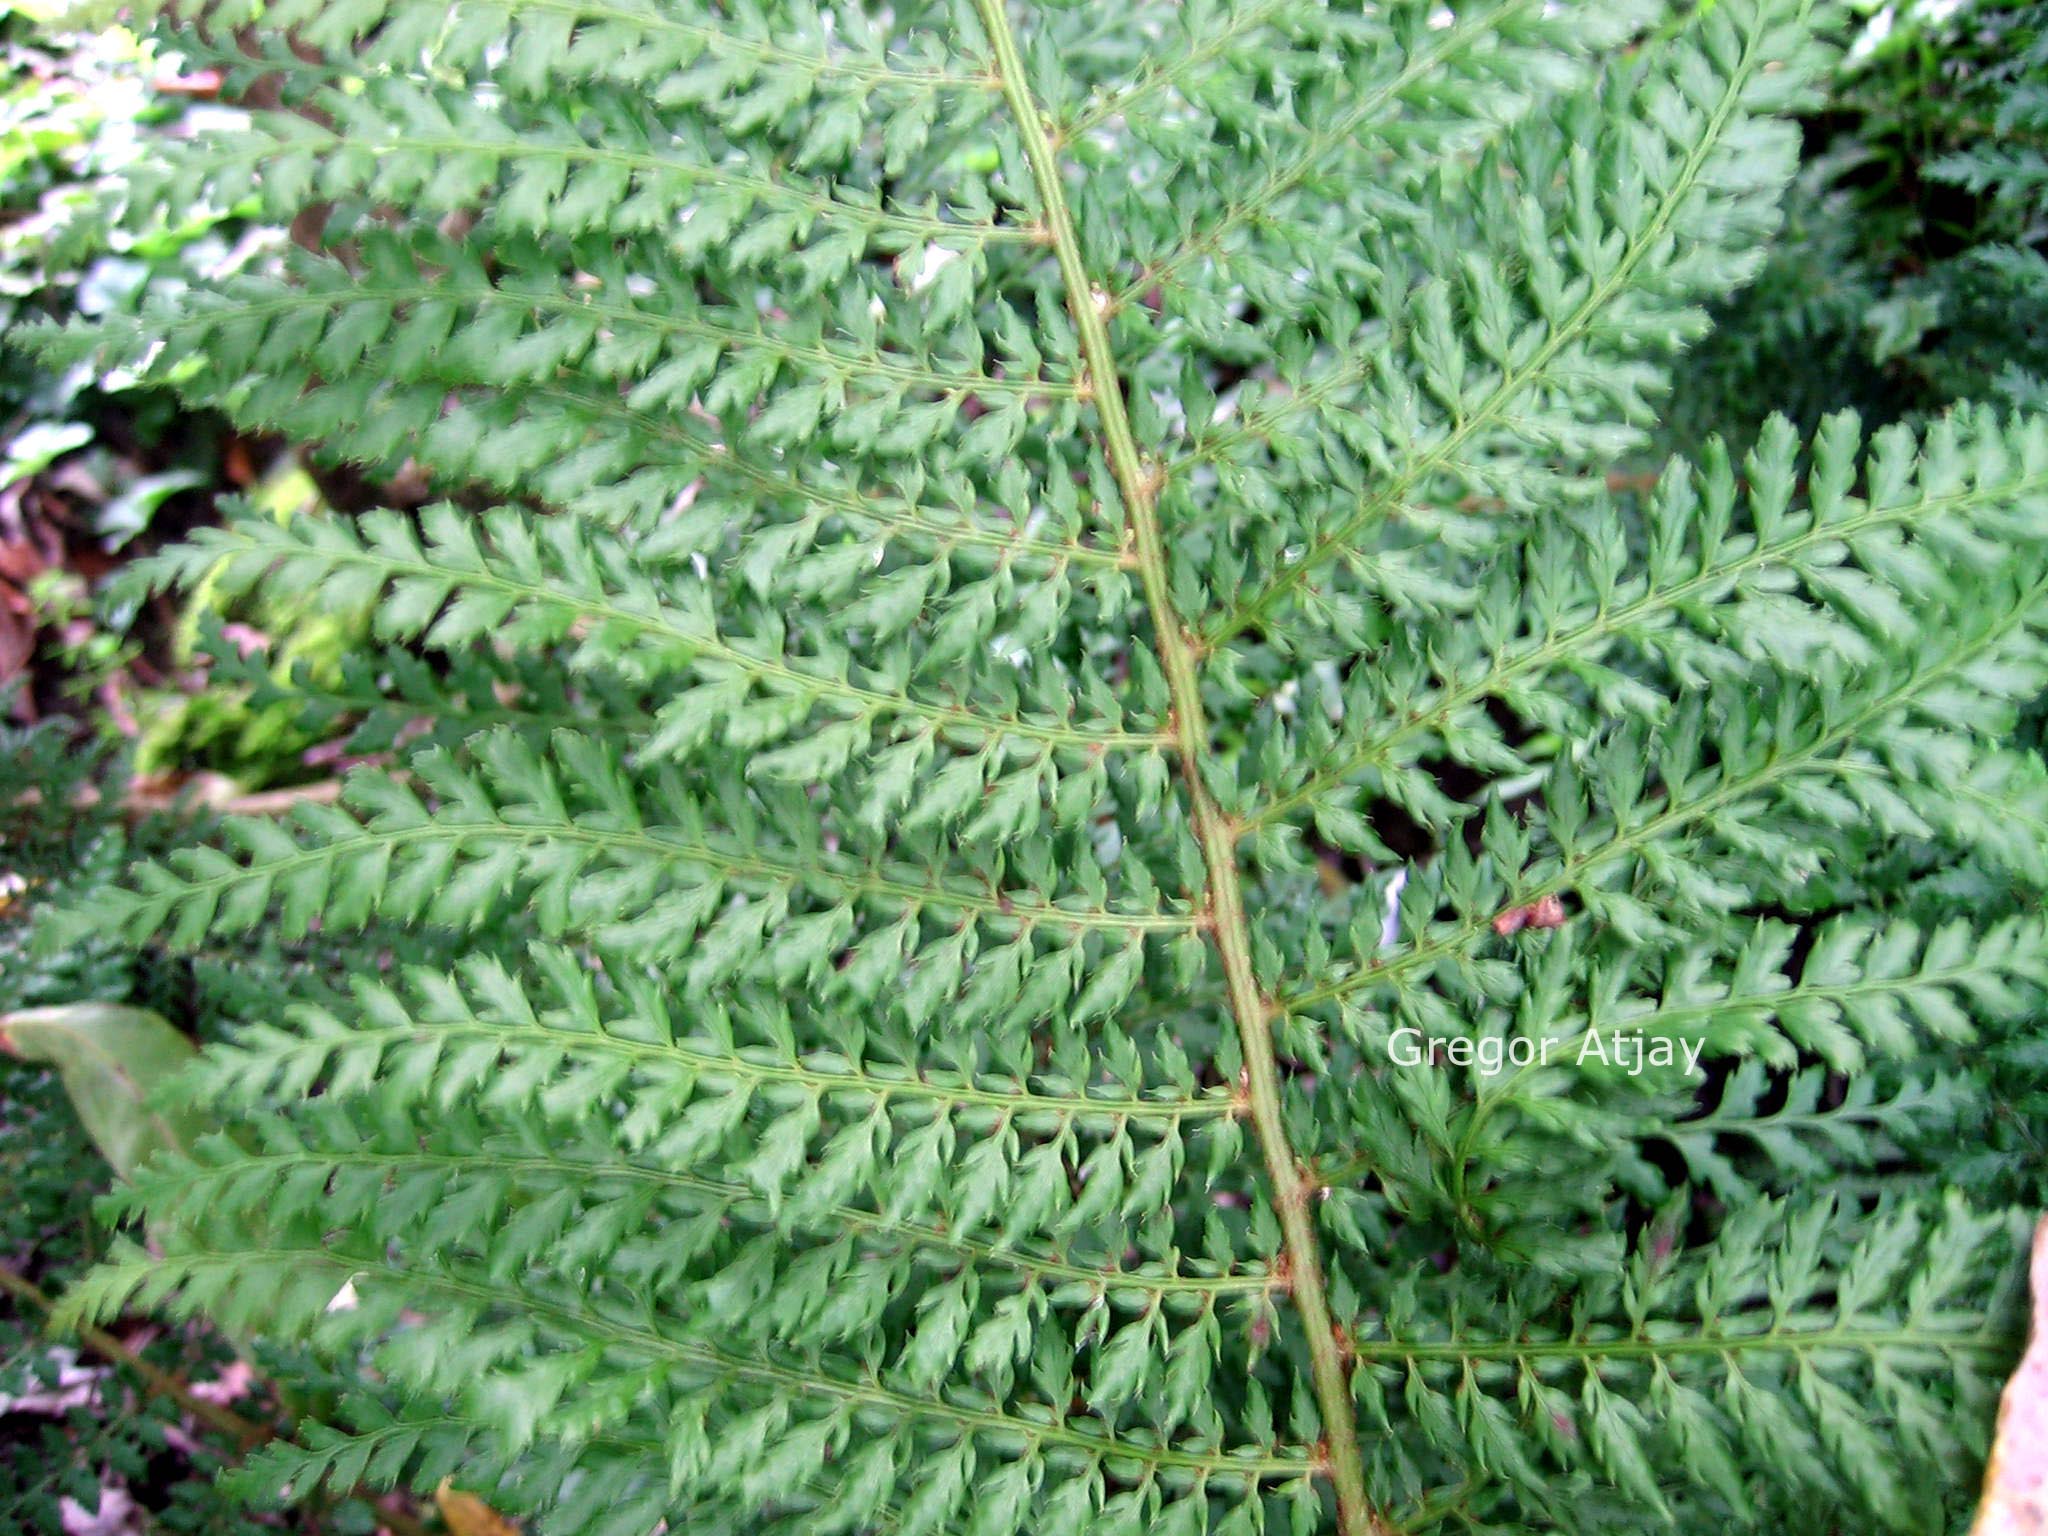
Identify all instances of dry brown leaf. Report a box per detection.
[1491,894,1568,937]
[435,1481,521,1536]
[1972,1215,2048,1535]
[0,1346,106,1415]
[0,603,31,687]
[59,1483,141,1536]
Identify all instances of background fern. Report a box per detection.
[1669,0,2048,453]
[13,0,2048,1532]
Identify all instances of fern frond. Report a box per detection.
[1351,1198,2023,1526]
[199,629,659,756]
[1200,2,1831,643]
[1294,569,2048,1023]
[24,0,2048,1530]
[134,505,1167,772]
[1656,1062,1970,1205]
[1246,410,2048,848]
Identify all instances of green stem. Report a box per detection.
[209,529,1166,750]
[966,5,1386,1531]
[1348,1322,2011,1365]
[156,816,1199,940]
[147,1146,1274,1296]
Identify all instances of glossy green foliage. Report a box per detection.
[21,1,2048,1532]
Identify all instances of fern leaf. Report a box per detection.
[21,0,2048,1531]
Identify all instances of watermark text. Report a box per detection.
[1386,1027,1703,1078]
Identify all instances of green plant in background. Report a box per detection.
[0,713,467,1532]
[0,717,235,1532]
[124,456,381,787]
[1837,0,2048,406]
[0,711,190,1522]
[17,1,2048,1533]
[0,0,244,487]
[1671,0,2048,451]
[0,1217,280,1536]
[0,0,363,795]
